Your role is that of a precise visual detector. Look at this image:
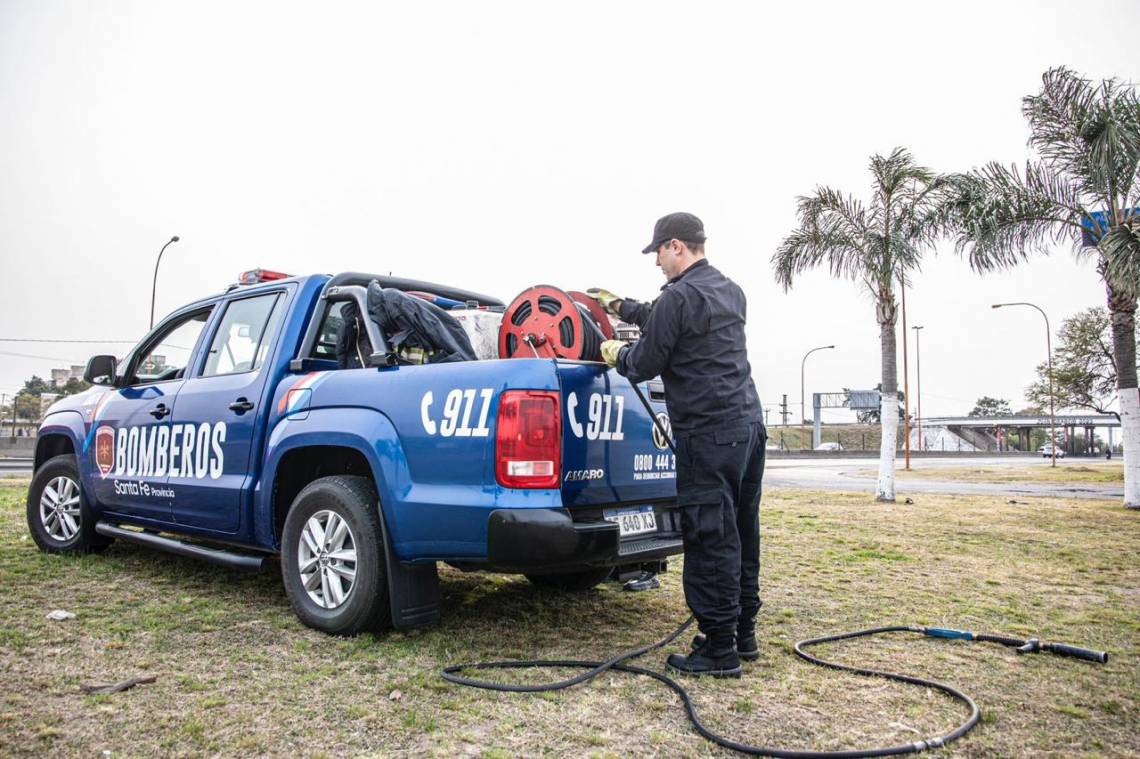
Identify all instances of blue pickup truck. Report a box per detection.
[27,271,681,634]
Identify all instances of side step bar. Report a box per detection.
[95,522,267,572]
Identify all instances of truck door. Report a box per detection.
[89,307,215,521]
[168,290,287,533]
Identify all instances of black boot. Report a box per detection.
[735,620,759,661]
[667,631,741,678]
[692,619,759,662]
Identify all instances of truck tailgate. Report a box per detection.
[556,362,675,507]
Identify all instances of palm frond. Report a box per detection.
[1099,218,1140,298]
[803,186,870,242]
[947,161,1090,272]
[772,188,873,290]
[1024,66,1140,209]
[773,149,947,298]
[869,147,934,200]
[1024,67,1099,178]
[772,228,866,291]
[895,173,953,248]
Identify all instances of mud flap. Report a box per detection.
[377,508,441,630]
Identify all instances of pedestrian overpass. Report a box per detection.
[920,414,1119,453]
[809,388,1120,453]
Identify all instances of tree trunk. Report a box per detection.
[876,298,898,502]
[877,391,898,501]
[1107,285,1139,508]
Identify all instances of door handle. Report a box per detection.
[149,403,171,419]
[228,398,255,414]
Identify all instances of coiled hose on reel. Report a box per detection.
[498,285,614,360]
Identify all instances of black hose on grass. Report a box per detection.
[442,618,1107,757]
[442,372,1108,756]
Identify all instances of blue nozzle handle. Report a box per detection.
[923,627,975,641]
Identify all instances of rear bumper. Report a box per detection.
[486,507,683,572]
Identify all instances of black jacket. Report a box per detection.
[366,282,476,364]
[616,259,762,435]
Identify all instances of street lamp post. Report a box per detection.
[899,276,911,470]
[801,345,835,450]
[912,325,924,452]
[149,236,181,329]
[993,302,1055,467]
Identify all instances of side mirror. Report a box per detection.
[84,355,118,386]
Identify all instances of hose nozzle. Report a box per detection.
[1015,639,1041,655]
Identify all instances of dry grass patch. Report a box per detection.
[0,479,1136,757]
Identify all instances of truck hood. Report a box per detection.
[42,385,113,423]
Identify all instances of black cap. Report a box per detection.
[642,212,706,254]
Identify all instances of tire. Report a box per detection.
[26,454,110,554]
[525,566,612,592]
[281,475,391,635]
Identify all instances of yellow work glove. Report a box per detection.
[600,340,624,367]
[586,287,622,316]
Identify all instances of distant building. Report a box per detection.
[50,364,87,387]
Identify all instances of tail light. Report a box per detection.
[496,390,561,489]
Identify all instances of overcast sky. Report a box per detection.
[1,1,1137,421]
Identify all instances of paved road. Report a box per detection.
[764,455,1124,499]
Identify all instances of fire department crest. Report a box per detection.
[95,425,115,477]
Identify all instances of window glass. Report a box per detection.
[134,310,212,384]
[202,294,283,377]
[254,296,286,369]
[312,301,350,360]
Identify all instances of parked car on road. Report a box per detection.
[1037,445,1066,459]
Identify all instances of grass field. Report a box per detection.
[1,478,1137,757]
[859,463,1125,486]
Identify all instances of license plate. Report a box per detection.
[603,506,657,537]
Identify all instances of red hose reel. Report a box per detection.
[498,285,615,361]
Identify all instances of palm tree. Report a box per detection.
[947,67,1139,509]
[774,148,946,501]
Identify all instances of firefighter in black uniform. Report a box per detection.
[590,212,766,678]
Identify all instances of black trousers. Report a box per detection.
[675,421,766,635]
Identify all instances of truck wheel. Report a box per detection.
[26,454,110,554]
[281,476,391,635]
[525,567,612,592]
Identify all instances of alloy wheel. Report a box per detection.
[40,476,81,542]
[297,509,358,609]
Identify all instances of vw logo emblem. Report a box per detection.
[651,412,672,451]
